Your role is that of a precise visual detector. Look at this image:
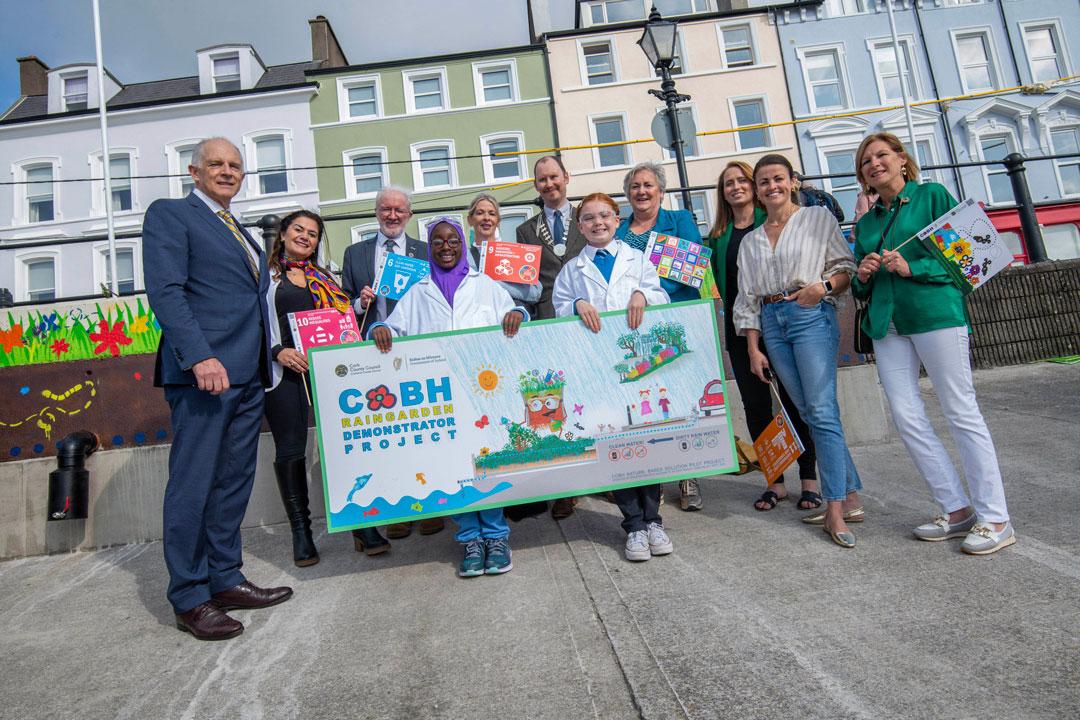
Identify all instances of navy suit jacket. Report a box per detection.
[143,193,272,388]
[340,233,425,337]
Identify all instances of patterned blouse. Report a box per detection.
[733,205,856,334]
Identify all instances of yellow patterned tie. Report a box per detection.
[217,210,260,280]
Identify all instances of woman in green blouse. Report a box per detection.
[852,132,1014,556]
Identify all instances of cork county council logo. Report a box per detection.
[335,365,348,377]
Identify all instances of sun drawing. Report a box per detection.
[471,363,505,397]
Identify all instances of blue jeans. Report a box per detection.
[760,302,862,503]
[452,509,509,543]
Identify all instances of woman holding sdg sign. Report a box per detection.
[733,154,862,549]
[707,161,820,513]
[852,132,1013,555]
[615,161,705,511]
[369,217,529,578]
[266,210,390,566]
[465,193,541,311]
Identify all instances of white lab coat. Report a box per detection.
[376,269,528,337]
[551,240,668,318]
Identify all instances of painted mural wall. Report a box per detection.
[0,294,168,462]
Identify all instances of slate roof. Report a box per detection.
[0,60,320,125]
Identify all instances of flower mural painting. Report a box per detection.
[89,320,133,358]
[0,324,26,354]
[129,315,150,334]
[50,339,70,359]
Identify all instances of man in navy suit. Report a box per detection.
[144,137,292,641]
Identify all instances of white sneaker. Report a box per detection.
[646,522,673,555]
[913,513,976,541]
[625,530,650,561]
[961,521,1016,555]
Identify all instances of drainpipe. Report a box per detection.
[47,431,100,520]
[911,0,965,198]
[772,7,807,172]
[994,0,1024,84]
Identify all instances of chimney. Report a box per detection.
[17,56,49,96]
[309,16,348,69]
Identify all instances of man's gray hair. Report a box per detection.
[375,185,413,212]
[622,161,667,198]
[190,137,243,169]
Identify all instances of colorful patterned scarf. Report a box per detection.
[281,258,351,313]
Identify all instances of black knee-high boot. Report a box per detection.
[274,457,319,567]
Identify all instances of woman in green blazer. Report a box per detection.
[852,132,1013,555]
[708,160,819,512]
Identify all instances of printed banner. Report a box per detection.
[289,308,362,354]
[480,241,542,285]
[308,301,739,532]
[376,254,431,301]
[645,233,712,289]
[917,199,1009,295]
[753,403,804,485]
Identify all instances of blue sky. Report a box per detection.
[0,0,567,110]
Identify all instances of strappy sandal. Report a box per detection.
[797,490,823,510]
[753,489,788,512]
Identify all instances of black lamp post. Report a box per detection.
[638,6,692,208]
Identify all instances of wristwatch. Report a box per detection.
[822,279,834,296]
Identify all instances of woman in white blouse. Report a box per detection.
[733,154,863,549]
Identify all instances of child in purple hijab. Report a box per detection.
[425,216,470,307]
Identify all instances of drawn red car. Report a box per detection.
[698,379,725,416]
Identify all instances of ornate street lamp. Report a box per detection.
[638,6,692,207]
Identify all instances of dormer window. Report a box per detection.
[213,55,241,92]
[63,74,88,111]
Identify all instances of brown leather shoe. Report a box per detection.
[551,497,577,519]
[210,581,293,611]
[418,517,445,535]
[386,522,413,539]
[176,602,243,641]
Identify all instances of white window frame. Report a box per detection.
[15,249,61,303]
[61,71,89,112]
[403,67,449,114]
[796,44,852,113]
[577,37,620,86]
[350,223,380,246]
[242,129,293,198]
[1019,20,1071,84]
[211,52,242,93]
[12,157,61,226]
[976,130,1019,206]
[818,145,861,219]
[715,21,758,69]
[821,0,869,18]
[417,213,465,243]
[343,147,388,200]
[589,112,632,170]
[497,206,533,241]
[728,95,772,152]
[1048,123,1080,198]
[480,132,526,184]
[410,139,458,191]
[657,30,689,77]
[672,190,712,237]
[336,74,383,122]
[912,137,942,186]
[92,239,142,294]
[89,148,138,216]
[867,36,921,104]
[950,28,1003,94]
[472,59,519,106]
[165,138,200,199]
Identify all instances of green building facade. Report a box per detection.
[306,45,558,263]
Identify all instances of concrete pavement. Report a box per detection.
[1,362,1078,719]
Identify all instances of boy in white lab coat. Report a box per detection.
[369,217,529,577]
[551,193,673,562]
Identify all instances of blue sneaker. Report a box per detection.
[484,537,513,575]
[458,539,486,578]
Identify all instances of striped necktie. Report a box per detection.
[217,210,260,280]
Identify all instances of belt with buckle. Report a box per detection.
[761,288,799,305]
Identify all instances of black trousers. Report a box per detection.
[612,484,662,534]
[264,370,309,463]
[727,334,817,483]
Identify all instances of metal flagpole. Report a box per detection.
[884,0,918,150]
[92,0,118,295]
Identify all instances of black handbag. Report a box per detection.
[854,201,904,355]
